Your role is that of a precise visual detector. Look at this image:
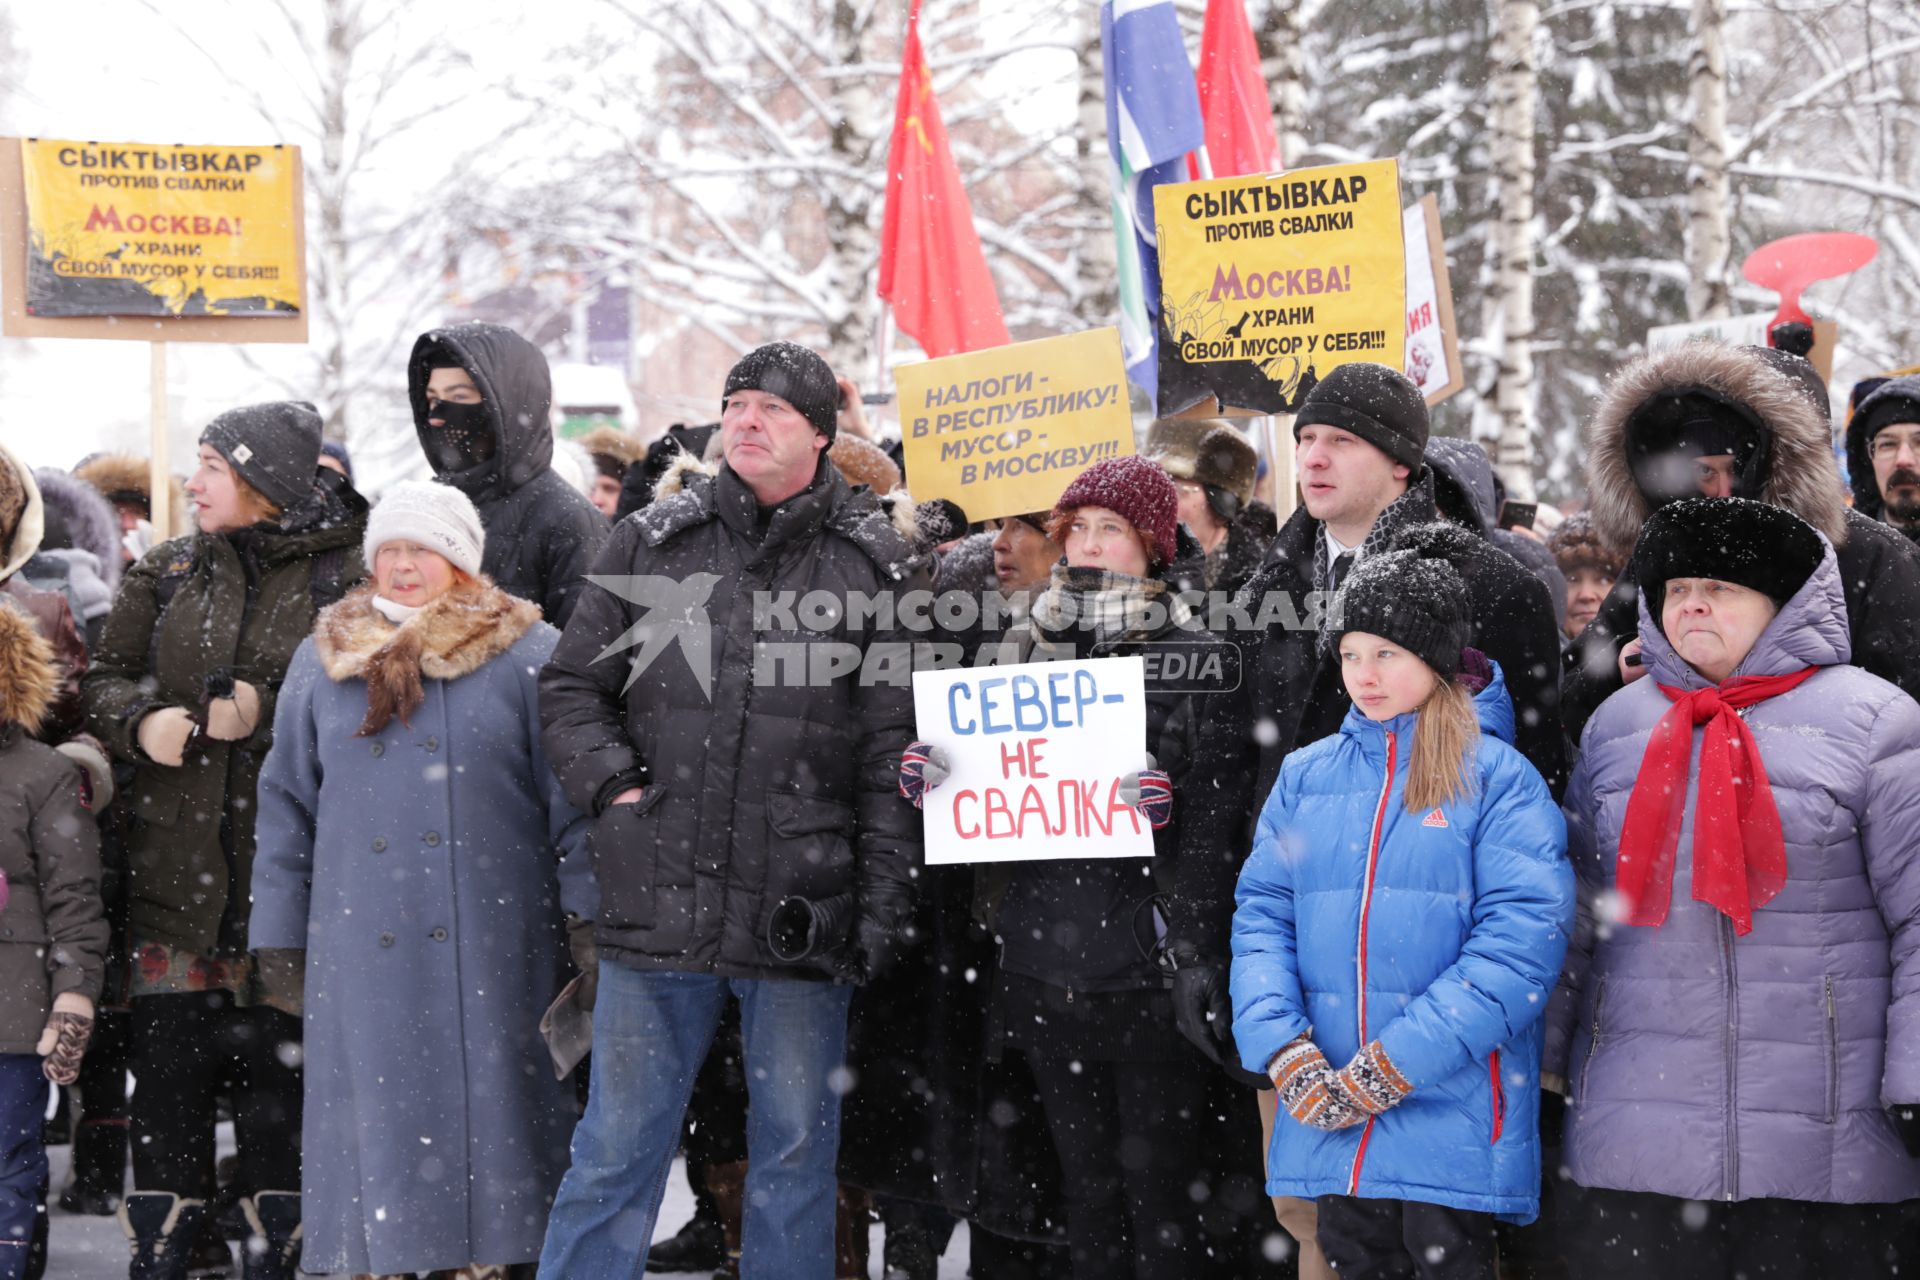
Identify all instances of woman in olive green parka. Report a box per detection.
[82,402,365,1278]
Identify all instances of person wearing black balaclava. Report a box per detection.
[406,323,609,626]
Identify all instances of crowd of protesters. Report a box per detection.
[4,317,1920,1280]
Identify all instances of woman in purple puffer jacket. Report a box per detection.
[1549,497,1920,1278]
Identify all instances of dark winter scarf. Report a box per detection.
[1310,473,1433,595]
[315,578,541,736]
[1030,563,1190,651]
[1617,667,1818,936]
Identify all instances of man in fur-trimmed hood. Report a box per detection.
[1562,342,1920,738]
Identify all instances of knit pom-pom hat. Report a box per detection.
[1327,538,1472,678]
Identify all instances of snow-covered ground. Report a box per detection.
[39,1130,974,1279]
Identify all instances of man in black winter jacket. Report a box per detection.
[407,323,608,625]
[535,341,925,1280]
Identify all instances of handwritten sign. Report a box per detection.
[1403,194,1464,405]
[896,327,1134,522]
[911,656,1155,865]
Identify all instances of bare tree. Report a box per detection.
[1487,0,1541,500]
[1718,0,1920,383]
[1073,5,1119,329]
[140,0,483,467]
[1687,0,1733,318]
[449,0,1087,419]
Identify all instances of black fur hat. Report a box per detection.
[1632,496,1824,623]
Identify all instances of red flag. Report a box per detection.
[1193,0,1281,178]
[877,0,1010,357]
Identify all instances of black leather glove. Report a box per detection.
[841,886,916,986]
[1161,942,1232,1065]
[1890,1104,1920,1158]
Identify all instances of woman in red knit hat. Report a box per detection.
[900,455,1228,1278]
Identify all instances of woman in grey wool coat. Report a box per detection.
[251,481,595,1280]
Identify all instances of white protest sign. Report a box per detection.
[910,656,1155,865]
[1647,312,1775,351]
[1402,195,1465,405]
[1647,312,1839,383]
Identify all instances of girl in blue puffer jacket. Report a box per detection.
[1231,537,1574,1280]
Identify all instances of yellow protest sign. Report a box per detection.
[1152,158,1405,417]
[19,138,302,318]
[897,328,1134,523]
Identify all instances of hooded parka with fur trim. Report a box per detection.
[1564,343,1920,739]
[0,605,106,1054]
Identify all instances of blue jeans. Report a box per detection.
[538,964,853,1280]
[0,1054,47,1280]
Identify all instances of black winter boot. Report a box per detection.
[119,1193,208,1280]
[645,1213,725,1273]
[238,1192,301,1280]
[60,1118,129,1215]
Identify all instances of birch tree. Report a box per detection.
[1687,0,1733,319]
[1486,0,1540,499]
[141,0,484,479]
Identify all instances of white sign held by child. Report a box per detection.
[911,656,1155,865]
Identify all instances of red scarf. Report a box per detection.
[1616,667,1818,936]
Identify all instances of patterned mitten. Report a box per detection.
[1330,1040,1415,1116]
[898,742,951,809]
[1118,769,1174,828]
[1269,1035,1365,1131]
[36,993,93,1086]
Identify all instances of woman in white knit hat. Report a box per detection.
[249,481,596,1280]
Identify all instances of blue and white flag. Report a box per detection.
[1102,0,1206,400]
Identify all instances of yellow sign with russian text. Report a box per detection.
[20,138,302,317]
[897,328,1135,523]
[1152,158,1405,416]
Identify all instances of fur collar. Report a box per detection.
[0,602,56,733]
[315,579,540,735]
[639,448,925,561]
[1586,342,1847,550]
[647,448,923,543]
